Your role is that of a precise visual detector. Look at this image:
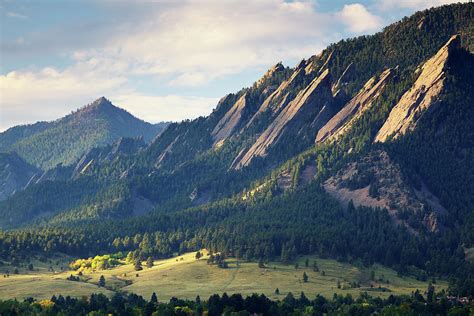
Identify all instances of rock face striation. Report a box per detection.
[71,136,146,179]
[211,94,248,148]
[245,67,305,128]
[317,68,394,143]
[232,69,334,169]
[0,152,39,201]
[375,35,460,142]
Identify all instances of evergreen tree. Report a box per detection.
[98,275,105,287]
[134,260,143,271]
[146,257,154,269]
[150,292,158,304]
[427,283,435,303]
[303,272,308,283]
[125,251,134,264]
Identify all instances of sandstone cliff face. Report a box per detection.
[331,63,353,97]
[232,69,333,169]
[70,137,145,178]
[323,150,445,232]
[375,35,460,142]
[245,55,327,129]
[246,68,305,128]
[0,153,39,201]
[210,63,290,148]
[316,68,394,143]
[211,94,248,147]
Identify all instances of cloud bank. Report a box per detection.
[1,0,463,131]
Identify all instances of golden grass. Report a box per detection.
[0,251,446,301]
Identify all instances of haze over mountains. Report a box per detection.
[0,2,473,298]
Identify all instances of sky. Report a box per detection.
[0,0,466,131]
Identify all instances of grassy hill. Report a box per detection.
[0,251,445,301]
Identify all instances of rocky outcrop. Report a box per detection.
[246,69,304,128]
[232,69,333,169]
[317,68,394,143]
[331,63,353,97]
[211,94,248,147]
[0,152,39,200]
[72,137,145,178]
[375,35,460,142]
[30,164,72,185]
[255,62,285,88]
[323,150,444,232]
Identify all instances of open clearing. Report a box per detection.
[0,251,446,301]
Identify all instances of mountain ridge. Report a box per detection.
[0,2,473,296]
[0,97,169,170]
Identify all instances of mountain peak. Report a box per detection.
[255,62,285,88]
[75,96,117,117]
[89,96,114,110]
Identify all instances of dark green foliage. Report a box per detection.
[151,292,158,303]
[0,2,473,299]
[1,291,471,316]
[146,257,154,268]
[98,275,105,287]
[303,272,308,283]
[134,258,143,271]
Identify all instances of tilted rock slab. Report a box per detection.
[375,35,460,142]
[211,94,247,148]
[317,68,394,143]
[232,69,333,169]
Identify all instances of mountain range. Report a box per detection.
[0,3,473,296]
[0,97,169,201]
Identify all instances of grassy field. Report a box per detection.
[0,251,446,301]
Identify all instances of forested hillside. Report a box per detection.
[0,3,473,297]
[0,97,168,170]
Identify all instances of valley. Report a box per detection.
[0,2,473,314]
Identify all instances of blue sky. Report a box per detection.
[0,0,464,131]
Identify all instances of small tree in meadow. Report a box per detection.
[150,292,158,303]
[303,272,308,283]
[98,275,105,287]
[146,257,154,269]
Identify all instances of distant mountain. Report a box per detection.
[0,97,169,170]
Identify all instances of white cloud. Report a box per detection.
[0,63,127,130]
[0,59,221,130]
[1,0,389,131]
[7,11,28,19]
[79,0,332,86]
[376,0,468,11]
[111,94,219,123]
[338,3,383,34]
